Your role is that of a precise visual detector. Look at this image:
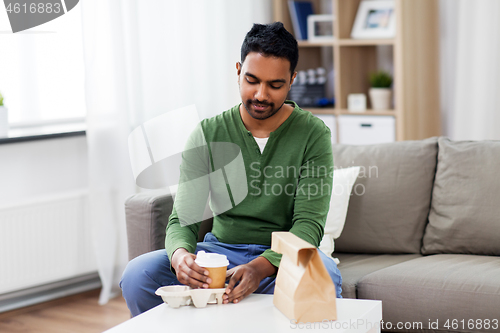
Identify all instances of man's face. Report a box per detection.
[237,52,296,120]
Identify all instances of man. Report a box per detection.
[121,22,342,317]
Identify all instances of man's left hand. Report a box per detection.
[223,256,276,304]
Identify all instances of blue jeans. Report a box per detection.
[120,232,342,316]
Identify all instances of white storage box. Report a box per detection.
[314,114,337,145]
[338,115,395,145]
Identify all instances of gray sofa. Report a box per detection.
[125,137,500,333]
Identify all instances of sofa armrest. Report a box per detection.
[125,190,214,261]
[125,190,174,261]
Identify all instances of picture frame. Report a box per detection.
[347,94,367,112]
[350,0,396,39]
[307,14,334,42]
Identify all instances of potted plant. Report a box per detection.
[368,71,393,110]
[0,91,8,136]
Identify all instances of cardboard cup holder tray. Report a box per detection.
[155,285,226,308]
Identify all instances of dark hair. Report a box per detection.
[241,22,299,76]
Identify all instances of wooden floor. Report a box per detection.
[0,289,130,333]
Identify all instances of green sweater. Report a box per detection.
[166,101,333,268]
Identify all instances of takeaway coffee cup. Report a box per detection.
[195,251,229,289]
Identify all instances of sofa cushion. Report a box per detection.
[333,137,438,254]
[422,138,500,255]
[336,253,421,299]
[357,254,500,332]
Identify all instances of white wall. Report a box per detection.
[0,136,88,207]
[439,0,459,138]
[0,135,95,297]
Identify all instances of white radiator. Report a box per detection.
[0,190,97,294]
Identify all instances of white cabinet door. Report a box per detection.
[338,115,395,145]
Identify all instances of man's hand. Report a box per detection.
[223,256,277,304]
[171,248,212,289]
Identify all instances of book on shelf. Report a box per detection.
[288,0,314,40]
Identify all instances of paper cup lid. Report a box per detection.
[194,251,229,268]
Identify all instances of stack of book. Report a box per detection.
[288,0,314,40]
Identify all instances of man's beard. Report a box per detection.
[243,99,286,120]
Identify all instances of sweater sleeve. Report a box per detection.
[165,123,211,262]
[259,125,333,268]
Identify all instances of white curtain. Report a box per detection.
[81,0,272,304]
[440,0,500,140]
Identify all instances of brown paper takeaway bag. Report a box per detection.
[271,232,337,323]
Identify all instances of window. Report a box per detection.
[0,4,85,125]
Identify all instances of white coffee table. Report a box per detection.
[106,295,381,333]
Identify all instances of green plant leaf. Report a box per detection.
[369,71,393,88]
